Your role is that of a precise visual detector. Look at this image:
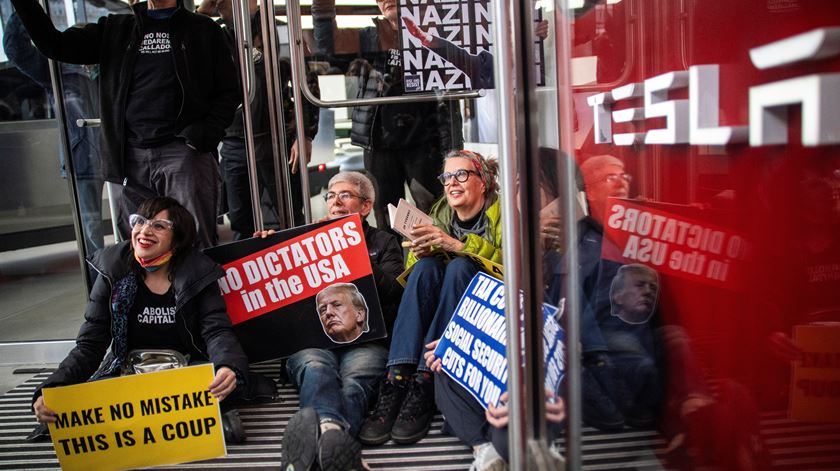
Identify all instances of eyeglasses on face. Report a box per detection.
[324,191,367,203]
[129,214,174,233]
[603,173,633,184]
[437,169,477,185]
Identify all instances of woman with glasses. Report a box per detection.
[29,197,250,443]
[360,149,501,447]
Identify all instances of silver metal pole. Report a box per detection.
[284,0,313,223]
[105,183,121,243]
[554,1,582,468]
[493,0,531,469]
[259,3,294,229]
[41,0,91,292]
[232,0,264,232]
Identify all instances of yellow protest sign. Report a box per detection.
[42,364,226,471]
[790,324,840,422]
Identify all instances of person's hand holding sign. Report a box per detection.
[424,339,443,373]
[486,390,565,429]
[33,396,57,423]
[253,230,277,238]
[209,366,237,402]
[403,17,437,48]
[410,224,464,258]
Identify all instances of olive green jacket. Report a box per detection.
[406,194,503,269]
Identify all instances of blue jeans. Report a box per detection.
[286,343,387,437]
[388,256,480,372]
[76,177,104,255]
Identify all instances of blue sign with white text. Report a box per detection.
[435,273,567,409]
[434,272,508,409]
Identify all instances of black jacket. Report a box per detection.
[218,12,319,143]
[10,0,240,183]
[364,222,404,338]
[33,241,249,401]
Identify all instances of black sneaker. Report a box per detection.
[582,367,624,431]
[359,379,408,445]
[281,408,320,471]
[318,428,364,471]
[222,409,247,444]
[391,379,436,444]
[26,423,51,442]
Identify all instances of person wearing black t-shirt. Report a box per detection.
[30,197,250,443]
[10,0,239,248]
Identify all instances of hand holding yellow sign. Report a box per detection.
[42,364,226,471]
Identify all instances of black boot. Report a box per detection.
[358,379,408,445]
[391,379,436,444]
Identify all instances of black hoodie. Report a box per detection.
[10,0,240,183]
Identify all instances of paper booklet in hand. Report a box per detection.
[387,198,434,240]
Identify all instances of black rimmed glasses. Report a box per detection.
[129,214,174,233]
[437,169,477,185]
[324,191,367,203]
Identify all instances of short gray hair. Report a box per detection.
[328,171,375,204]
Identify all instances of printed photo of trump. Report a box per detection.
[315,283,370,344]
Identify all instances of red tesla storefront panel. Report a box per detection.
[569,1,840,468]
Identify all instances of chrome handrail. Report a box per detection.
[259,4,295,228]
[555,1,583,468]
[493,0,529,468]
[232,0,263,231]
[75,118,100,128]
[284,0,313,223]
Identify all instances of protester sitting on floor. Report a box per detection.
[360,149,502,446]
[424,344,566,471]
[256,172,403,471]
[30,196,250,443]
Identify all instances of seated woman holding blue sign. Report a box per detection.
[359,149,502,446]
[30,197,250,443]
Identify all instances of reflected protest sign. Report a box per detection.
[434,273,566,409]
[398,0,545,92]
[602,199,748,289]
[543,302,565,394]
[790,324,840,423]
[42,364,224,471]
[203,214,386,361]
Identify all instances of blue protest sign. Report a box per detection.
[542,302,565,394]
[434,273,567,409]
[434,272,508,409]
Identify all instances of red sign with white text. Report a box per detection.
[217,217,373,325]
[602,199,747,290]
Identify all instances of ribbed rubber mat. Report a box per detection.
[0,362,473,470]
[11,363,838,469]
